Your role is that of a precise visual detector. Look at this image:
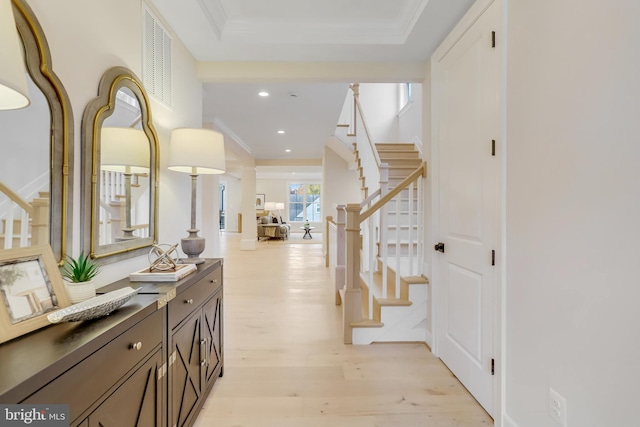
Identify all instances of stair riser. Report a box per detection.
[378,151,420,159]
[375,143,416,152]
[381,159,423,169]
[386,167,421,177]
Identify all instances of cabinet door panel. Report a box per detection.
[88,349,162,427]
[203,291,223,385]
[169,268,222,329]
[25,309,163,422]
[171,311,202,427]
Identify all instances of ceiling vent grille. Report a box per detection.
[144,8,172,107]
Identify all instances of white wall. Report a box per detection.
[322,145,361,219]
[28,0,203,287]
[256,179,288,214]
[358,83,400,143]
[506,1,640,426]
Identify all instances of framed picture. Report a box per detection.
[0,245,70,344]
[255,194,265,211]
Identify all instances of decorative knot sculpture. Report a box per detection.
[148,243,179,272]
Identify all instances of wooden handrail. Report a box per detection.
[360,188,381,209]
[350,84,381,168]
[0,182,34,216]
[360,162,426,223]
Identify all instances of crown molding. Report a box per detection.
[198,0,228,40]
[213,117,252,155]
[199,0,428,44]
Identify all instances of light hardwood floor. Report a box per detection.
[194,232,493,427]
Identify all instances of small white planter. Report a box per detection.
[65,280,96,304]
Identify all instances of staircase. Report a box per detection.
[351,143,429,344]
[98,170,150,245]
[0,189,49,249]
[330,83,429,345]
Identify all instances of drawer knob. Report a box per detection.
[186,298,194,304]
[210,279,217,284]
[130,342,142,351]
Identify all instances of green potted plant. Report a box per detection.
[60,253,101,303]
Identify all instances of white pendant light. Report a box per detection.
[0,0,30,110]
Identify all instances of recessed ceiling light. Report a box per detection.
[285,149,291,153]
[258,91,269,97]
[277,130,285,134]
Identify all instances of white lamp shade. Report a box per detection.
[275,202,285,210]
[264,202,277,211]
[101,127,150,173]
[0,0,29,110]
[168,128,226,174]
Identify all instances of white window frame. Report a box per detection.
[398,82,413,116]
[288,182,321,223]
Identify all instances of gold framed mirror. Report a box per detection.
[81,67,159,262]
[0,0,73,265]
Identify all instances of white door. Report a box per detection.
[433,1,499,416]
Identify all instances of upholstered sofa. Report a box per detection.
[257,215,290,240]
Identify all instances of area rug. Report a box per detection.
[262,232,324,244]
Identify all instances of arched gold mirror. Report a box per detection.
[81,67,159,263]
[0,0,73,264]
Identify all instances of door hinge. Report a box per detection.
[491,250,495,266]
[491,31,496,48]
[491,358,495,375]
[158,363,167,380]
[491,139,496,156]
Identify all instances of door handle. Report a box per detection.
[434,242,445,253]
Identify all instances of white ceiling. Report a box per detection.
[203,82,349,160]
[148,0,475,177]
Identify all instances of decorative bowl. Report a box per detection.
[47,287,140,323]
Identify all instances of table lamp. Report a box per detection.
[0,0,30,110]
[101,127,150,241]
[168,128,225,264]
[264,202,277,217]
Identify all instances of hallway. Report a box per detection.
[194,232,492,426]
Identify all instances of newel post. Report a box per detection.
[334,206,346,305]
[343,203,362,344]
[325,215,333,268]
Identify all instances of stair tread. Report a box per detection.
[403,275,430,285]
[376,298,412,306]
[351,319,384,328]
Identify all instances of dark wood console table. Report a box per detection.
[0,259,223,427]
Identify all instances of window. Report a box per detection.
[398,82,412,112]
[289,183,321,222]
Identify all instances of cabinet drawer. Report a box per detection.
[169,267,221,329]
[24,309,163,423]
